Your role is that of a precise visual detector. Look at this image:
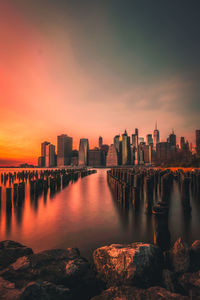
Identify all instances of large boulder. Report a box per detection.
[178,271,200,299]
[162,269,177,293]
[171,238,190,273]
[190,240,200,271]
[0,248,99,300]
[93,242,163,287]
[0,241,33,270]
[90,285,189,300]
[0,276,21,300]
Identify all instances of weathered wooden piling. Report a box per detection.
[6,187,12,211]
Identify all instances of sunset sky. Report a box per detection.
[0,0,200,165]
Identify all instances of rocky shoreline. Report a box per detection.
[0,238,200,299]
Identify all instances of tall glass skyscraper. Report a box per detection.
[57,134,73,167]
[79,139,89,165]
[153,122,160,150]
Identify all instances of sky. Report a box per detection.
[0,0,200,165]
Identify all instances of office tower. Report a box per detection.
[106,144,118,166]
[88,148,102,166]
[153,122,160,150]
[41,141,50,167]
[122,130,131,165]
[156,142,170,162]
[196,130,200,154]
[45,144,56,167]
[180,137,185,150]
[100,144,109,165]
[114,135,122,165]
[132,128,139,164]
[143,144,152,164]
[79,138,89,165]
[168,129,176,147]
[146,134,153,145]
[138,137,144,144]
[99,136,103,148]
[57,134,73,167]
[71,150,78,166]
[38,156,45,168]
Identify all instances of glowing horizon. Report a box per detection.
[0,1,199,166]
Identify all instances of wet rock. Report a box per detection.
[178,271,200,299]
[0,276,21,300]
[19,281,72,300]
[0,241,33,270]
[190,240,200,271]
[93,242,163,287]
[90,285,189,300]
[162,269,176,293]
[171,238,190,273]
[1,248,99,300]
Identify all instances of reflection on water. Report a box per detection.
[0,168,200,260]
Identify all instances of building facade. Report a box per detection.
[79,138,89,165]
[57,134,73,167]
[106,144,118,166]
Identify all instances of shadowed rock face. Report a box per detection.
[190,240,200,272]
[171,238,190,273]
[178,271,200,299]
[0,243,100,300]
[93,243,163,287]
[90,285,189,300]
[0,241,33,270]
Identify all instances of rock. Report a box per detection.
[93,242,163,287]
[19,281,72,300]
[162,269,177,293]
[171,238,190,273]
[0,276,21,300]
[90,285,189,300]
[178,271,200,299]
[190,240,200,271]
[1,248,99,300]
[0,241,33,270]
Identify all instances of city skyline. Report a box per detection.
[1,1,200,165]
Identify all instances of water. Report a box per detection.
[0,168,200,261]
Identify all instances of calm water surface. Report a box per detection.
[0,169,200,260]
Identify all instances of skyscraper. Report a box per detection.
[153,122,160,150]
[45,144,56,168]
[57,134,73,167]
[79,138,89,165]
[99,136,103,148]
[114,135,122,165]
[41,141,50,167]
[106,144,118,166]
[132,128,139,164]
[168,129,176,147]
[196,130,200,154]
[122,130,131,165]
[146,134,153,145]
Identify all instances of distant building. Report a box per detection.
[38,156,45,168]
[168,130,176,147]
[99,136,103,149]
[71,150,78,166]
[79,138,89,165]
[132,128,139,165]
[100,144,109,165]
[122,130,131,165]
[156,142,170,162]
[57,134,73,167]
[106,144,118,166]
[41,141,50,167]
[153,122,160,150]
[146,134,153,145]
[143,144,152,164]
[114,135,122,165]
[45,144,56,167]
[88,148,102,166]
[196,130,200,154]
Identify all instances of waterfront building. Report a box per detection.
[153,122,160,150]
[88,148,102,166]
[41,141,50,167]
[79,138,89,166]
[38,156,45,168]
[146,134,153,146]
[106,144,118,166]
[168,130,176,147]
[45,144,56,167]
[132,128,139,164]
[122,130,131,165]
[156,142,170,162]
[196,130,200,154]
[99,136,103,149]
[57,134,73,167]
[114,135,122,165]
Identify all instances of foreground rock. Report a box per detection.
[178,271,200,299]
[0,244,100,300]
[0,241,33,270]
[93,242,163,287]
[190,240,200,272]
[91,285,189,300]
[171,238,190,273]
